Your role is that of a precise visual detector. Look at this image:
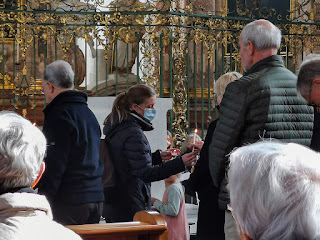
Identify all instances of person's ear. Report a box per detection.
[247,40,254,56]
[131,103,139,112]
[31,162,45,189]
[47,82,55,94]
[240,231,252,240]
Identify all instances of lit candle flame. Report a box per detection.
[191,128,198,171]
[192,128,198,151]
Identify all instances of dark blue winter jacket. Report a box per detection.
[38,90,104,206]
[102,111,185,222]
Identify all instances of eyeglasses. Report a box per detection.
[41,82,49,94]
[212,93,221,107]
[213,93,221,98]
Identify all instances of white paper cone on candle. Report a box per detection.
[192,129,197,152]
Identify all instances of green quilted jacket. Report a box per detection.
[209,55,314,209]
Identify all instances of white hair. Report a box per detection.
[0,111,46,191]
[44,60,74,89]
[228,140,320,240]
[241,19,281,51]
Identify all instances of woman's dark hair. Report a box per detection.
[109,84,156,124]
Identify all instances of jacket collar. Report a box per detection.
[43,90,87,114]
[129,111,154,131]
[0,192,52,218]
[244,55,284,76]
[0,187,36,195]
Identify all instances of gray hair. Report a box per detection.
[297,54,320,99]
[0,111,46,191]
[44,60,74,89]
[241,19,281,51]
[228,140,320,240]
[180,132,202,153]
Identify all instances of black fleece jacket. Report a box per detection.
[38,90,104,205]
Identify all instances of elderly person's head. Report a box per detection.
[240,19,281,71]
[180,132,202,154]
[42,60,74,103]
[0,111,46,193]
[297,54,320,106]
[214,72,242,106]
[228,140,320,240]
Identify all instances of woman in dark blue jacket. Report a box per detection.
[102,84,198,222]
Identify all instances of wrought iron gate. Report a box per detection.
[0,0,319,146]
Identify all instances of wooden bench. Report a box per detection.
[66,211,168,240]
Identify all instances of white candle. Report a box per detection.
[192,129,198,152]
[191,128,198,173]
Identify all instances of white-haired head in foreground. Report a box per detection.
[0,111,46,191]
[228,140,320,240]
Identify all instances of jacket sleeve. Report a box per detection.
[124,129,185,183]
[153,184,182,216]
[152,150,163,165]
[37,111,73,203]
[184,120,217,192]
[209,81,248,188]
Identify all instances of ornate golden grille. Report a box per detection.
[0,0,319,146]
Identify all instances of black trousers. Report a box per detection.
[52,201,103,225]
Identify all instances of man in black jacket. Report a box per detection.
[38,60,104,225]
[209,19,314,240]
[297,54,320,152]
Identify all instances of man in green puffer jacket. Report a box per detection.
[209,19,314,240]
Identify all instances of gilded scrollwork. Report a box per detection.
[0,0,318,139]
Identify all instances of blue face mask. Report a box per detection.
[144,108,156,121]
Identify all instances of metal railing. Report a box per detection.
[0,0,319,146]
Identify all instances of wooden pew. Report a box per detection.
[66,211,168,240]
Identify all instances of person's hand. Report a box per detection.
[188,141,203,152]
[160,150,173,161]
[151,197,158,205]
[182,151,198,167]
